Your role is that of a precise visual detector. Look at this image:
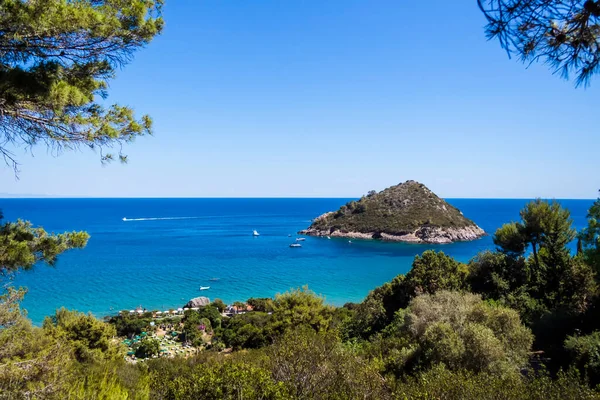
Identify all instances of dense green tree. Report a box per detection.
[406,250,469,296]
[212,298,226,313]
[581,194,600,273]
[266,328,389,399]
[147,358,290,400]
[479,0,600,86]
[247,297,275,312]
[565,331,600,386]
[493,222,526,257]
[468,250,528,300]
[109,314,152,338]
[0,300,75,398]
[385,291,533,376]
[0,0,163,170]
[270,286,335,335]
[134,336,160,359]
[349,251,469,339]
[394,364,599,400]
[43,307,122,363]
[216,311,271,350]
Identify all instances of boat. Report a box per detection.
[289,243,302,248]
[253,230,260,236]
[199,286,210,290]
[327,236,331,239]
[122,217,127,221]
[296,238,306,242]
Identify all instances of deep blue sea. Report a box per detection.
[0,198,594,324]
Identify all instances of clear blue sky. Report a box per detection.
[1,0,597,198]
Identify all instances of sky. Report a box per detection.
[1,0,598,198]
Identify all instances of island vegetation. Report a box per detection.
[300,180,485,244]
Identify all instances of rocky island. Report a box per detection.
[300,180,485,244]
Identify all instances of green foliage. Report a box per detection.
[565,331,600,386]
[109,314,153,338]
[270,286,335,335]
[494,222,526,256]
[0,307,75,398]
[247,297,275,312]
[468,250,528,300]
[398,291,532,376]
[479,0,600,87]
[394,364,599,400]
[216,311,272,350]
[0,213,89,274]
[349,251,469,339]
[0,0,163,169]
[133,337,160,359]
[43,307,122,363]
[147,357,290,400]
[266,328,389,399]
[308,180,479,235]
[407,250,469,296]
[212,298,226,313]
[581,194,600,273]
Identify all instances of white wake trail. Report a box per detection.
[122,216,200,222]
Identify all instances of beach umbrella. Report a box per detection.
[156,311,162,314]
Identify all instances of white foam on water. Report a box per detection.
[122,216,199,222]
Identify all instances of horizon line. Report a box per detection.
[0,196,596,201]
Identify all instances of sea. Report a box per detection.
[0,198,594,325]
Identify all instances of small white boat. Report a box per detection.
[122,217,127,221]
[199,286,210,290]
[327,236,331,239]
[348,240,352,244]
[253,230,260,236]
[289,243,302,248]
[296,238,306,242]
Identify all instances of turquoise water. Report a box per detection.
[1,198,594,324]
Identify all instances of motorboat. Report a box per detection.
[327,236,331,239]
[253,230,260,236]
[199,286,210,290]
[295,238,306,242]
[122,217,127,221]
[289,243,302,248]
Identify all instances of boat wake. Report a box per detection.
[122,216,200,222]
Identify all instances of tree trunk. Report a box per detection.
[532,241,539,269]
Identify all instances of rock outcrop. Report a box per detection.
[183,296,211,308]
[299,180,485,244]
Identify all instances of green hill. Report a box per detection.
[300,180,485,243]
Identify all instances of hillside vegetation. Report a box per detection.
[302,180,484,242]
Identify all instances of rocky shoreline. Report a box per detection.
[299,225,486,244]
